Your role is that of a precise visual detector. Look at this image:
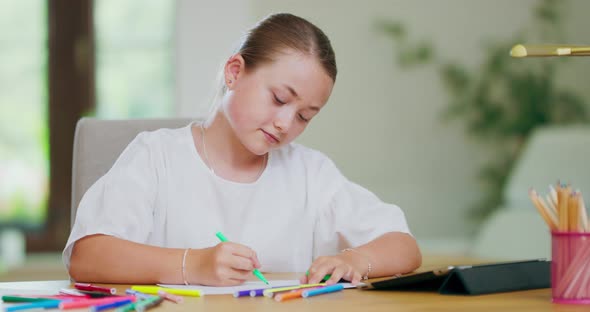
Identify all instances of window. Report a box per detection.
[0,1,175,251]
[0,1,48,228]
[94,0,175,118]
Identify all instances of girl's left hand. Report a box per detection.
[300,252,365,286]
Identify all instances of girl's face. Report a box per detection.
[221,51,334,155]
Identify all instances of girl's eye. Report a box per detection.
[273,94,286,105]
[298,114,309,123]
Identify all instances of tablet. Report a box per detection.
[358,259,548,292]
[358,266,458,291]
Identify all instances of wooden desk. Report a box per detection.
[0,274,587,312]
[0,256,587,311]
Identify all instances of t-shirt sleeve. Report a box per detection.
[312,156,411,258]
[62,132,158,269]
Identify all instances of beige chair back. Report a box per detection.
[70,118,194,228]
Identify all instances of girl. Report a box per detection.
[65,13,421,287]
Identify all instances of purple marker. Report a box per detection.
[233,290,252,298]
[249,288,266,297]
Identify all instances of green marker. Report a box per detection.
[305,270,331,282]
[1,296,56,303]
[116,302,136,312]
[215,231,270,285]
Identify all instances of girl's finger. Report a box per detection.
[230,256,255,271]
[226,244,261,269]
[227,243,257,260]
[350,271,362,286]
[221,278,246,286]
[230,268,254,281]
[341,267,354,282]
[325,265,347,285]
[299,274,308,284]
[307,264,334,285]
[251,253,261,268]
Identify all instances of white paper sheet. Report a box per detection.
[0,280,69,296]
[158,280,360,295]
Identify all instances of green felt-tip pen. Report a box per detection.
[305,270,332,282]
[215,231,270,285]
[1,296,56,303]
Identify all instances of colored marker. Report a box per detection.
[275,287,322,302]
[117,289,156,312]
[263,283,325,298]
[135,296,165,312]
[115,301,137,312]
[305,270,332,282]
[59,288,91,297]
[74,283,117,295]
[1,296,57,303]
[3,294,87,301]
[131,286,202,297]
[233,290,252,298]
[5,300,62,312]
[301,284,344,298]
[74,290,113,298]
[215,231,270,285]
[90,299,133,312]
[249,288,266,297]
[125,289,153,300]
[157,290,184,303]
[59,296,136,309]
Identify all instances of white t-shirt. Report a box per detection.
[63,123,411,273]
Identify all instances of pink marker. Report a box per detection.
[74,283,117,295]
[59,295,136,309]
[157,290,184,303]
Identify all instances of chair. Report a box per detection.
[70,118,193,228]
[471,125,590,260]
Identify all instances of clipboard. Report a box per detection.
[359,259,550,295]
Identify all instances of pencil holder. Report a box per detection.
[551,231,590,304]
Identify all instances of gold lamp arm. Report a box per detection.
[510,44,590,57]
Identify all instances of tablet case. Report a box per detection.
[366,259,550,295]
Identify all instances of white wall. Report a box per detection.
[176,0,590,253]
[175,0,255,117]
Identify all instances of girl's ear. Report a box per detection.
[224,54,245,89]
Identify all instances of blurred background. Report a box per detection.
[1,0,589,281]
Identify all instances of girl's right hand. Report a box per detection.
[188,242,261,286]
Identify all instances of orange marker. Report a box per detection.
[274,287,321,302]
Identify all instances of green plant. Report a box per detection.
[378,0,588,220]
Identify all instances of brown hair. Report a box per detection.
[206,13,337,120]
[238,13,337,82]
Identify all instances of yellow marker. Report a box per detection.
[131,285,202,297]
[263,283,325,297]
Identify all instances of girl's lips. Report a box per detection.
[262,130,279,144]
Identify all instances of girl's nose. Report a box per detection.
[274,107,296,133]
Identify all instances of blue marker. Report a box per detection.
[301,284,344,298]
[5,299,62,312]
[90,299,133,312]
[125,289,154,300]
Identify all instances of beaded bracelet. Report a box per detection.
[182,248,191,285]
[341,248,372,280]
